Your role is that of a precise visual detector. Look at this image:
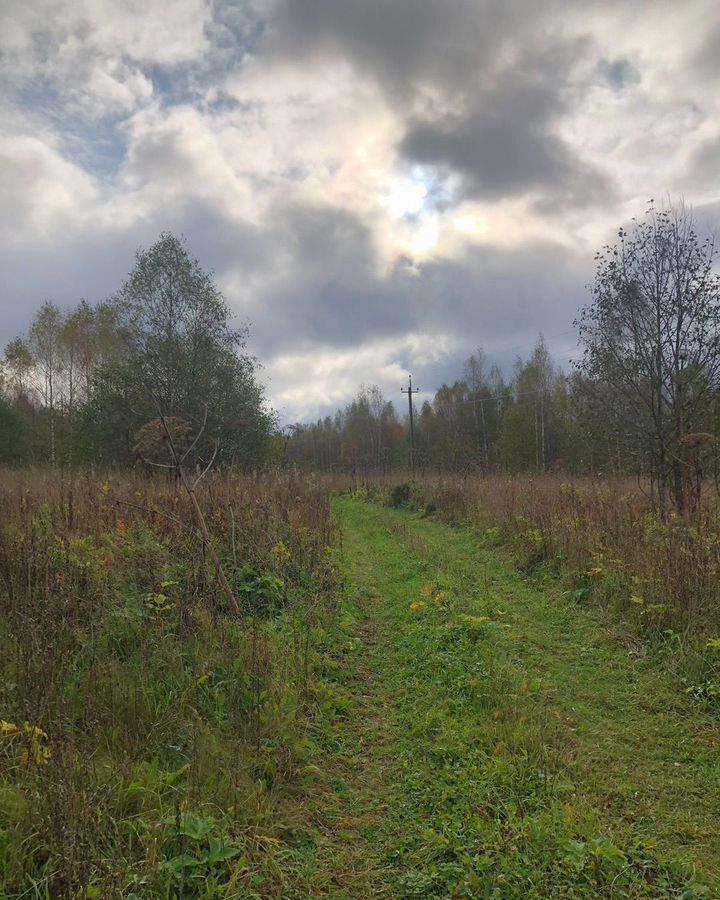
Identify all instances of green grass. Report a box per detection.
[298,496,719,898]
[3,488,718,897]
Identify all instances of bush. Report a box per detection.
[388,481,413,508]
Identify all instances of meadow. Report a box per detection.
[0,468,343,897]
[357,473,720,679]
[1,468,719,898]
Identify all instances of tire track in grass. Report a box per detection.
[326,497,718,898]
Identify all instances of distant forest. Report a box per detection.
[3,205,720,515]
[287,205,720,515]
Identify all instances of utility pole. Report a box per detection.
[401,374,419,471]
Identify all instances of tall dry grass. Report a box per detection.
[0,467,341,897]
[341,472,720,694]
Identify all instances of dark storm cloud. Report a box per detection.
[412,240,587,349]
[241,202,409,351]
[269,1,614,209]
[395,33,615,207]
[400,93,613,206]
[267,0,537,100]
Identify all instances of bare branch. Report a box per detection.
[193,440,219,491]
[180,403,209,464]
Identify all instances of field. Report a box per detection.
[0,469,718,897]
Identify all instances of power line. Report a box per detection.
[431,385,567,412]
[481,328,578,358]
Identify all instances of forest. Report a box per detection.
[1,233,273,472]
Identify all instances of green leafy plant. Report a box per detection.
[234,567,286,617]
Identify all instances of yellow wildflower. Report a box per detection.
[271,541,291,561]
[420,585,433,596]
[409,600,427,611]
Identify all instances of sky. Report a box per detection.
[2,0,720,422]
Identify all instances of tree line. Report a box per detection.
[285,337,586,474]
[4,204,720,514]
[0,234,274,469]
[287,204,720,515]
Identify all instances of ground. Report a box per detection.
[282,497,719,898]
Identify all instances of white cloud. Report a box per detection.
[0,0,211,116]
[266,332,457,422]
[2,0,720,419]
[0,132,98,241]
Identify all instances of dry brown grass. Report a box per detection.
[336,471,720,640]
[0,466,341,897]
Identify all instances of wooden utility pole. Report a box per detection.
[401,374,419,470]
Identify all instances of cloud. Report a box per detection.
[2,0,720,421]
[0,0,212,99]
[596,57,641,91]
[400,96,613,208]
[0,131,98,241]
[266,0,551,106]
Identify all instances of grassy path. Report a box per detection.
[286,498,719,897]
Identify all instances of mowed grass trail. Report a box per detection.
[311,497,719,898]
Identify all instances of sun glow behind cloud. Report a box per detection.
[2,0,720,421]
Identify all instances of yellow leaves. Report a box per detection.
[585,566,603,578]
[24,724,47,740]
[706,638,720,650]
[256,834,282,846]
[271,541,291,562]
[1,721,51,766]
[459,614,489,625]
[25,725,51,766]
[409,600,427,611]
[419,584,449,605]
[630,595,644,605]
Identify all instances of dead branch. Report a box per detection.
[150,398,241,617]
